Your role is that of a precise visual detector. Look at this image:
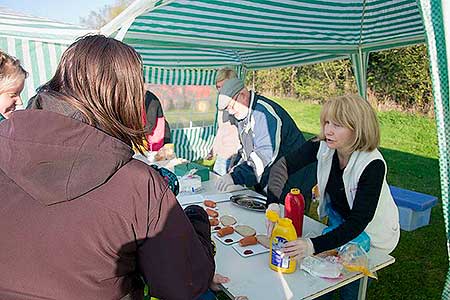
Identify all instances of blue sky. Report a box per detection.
[0,0,114,25]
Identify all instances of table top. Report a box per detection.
[132,155,395,300]
[195,178,395,300]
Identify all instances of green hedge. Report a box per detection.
[246,45,432,114]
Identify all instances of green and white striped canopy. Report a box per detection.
[102,0,426,88]
[0,7,93,44]
[0,8,94,103]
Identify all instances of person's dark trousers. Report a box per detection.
[197,289,217,300]
[280,162,317,213]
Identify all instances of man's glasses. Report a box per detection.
[227,96,239,111]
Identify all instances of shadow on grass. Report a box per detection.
[368,147,446,300]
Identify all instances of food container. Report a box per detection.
[174,162,210,181]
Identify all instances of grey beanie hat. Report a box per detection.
[217,78,245,110]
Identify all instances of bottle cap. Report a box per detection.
[278,218,293,227]
[266,210,280,222]
[290,188,301,195]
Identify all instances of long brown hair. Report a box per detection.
[0,50,28,93]
[43,35,146,152]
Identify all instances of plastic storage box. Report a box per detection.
[390,186,438,231]
[174,162,210,182]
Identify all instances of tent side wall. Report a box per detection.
[0,9,95,120]
[418,1,450,299]
[0,37,67,121]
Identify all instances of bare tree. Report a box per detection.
[80,0,133,29]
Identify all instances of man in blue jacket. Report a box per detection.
[215,78,316,207]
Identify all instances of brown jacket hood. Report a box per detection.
[0,109,133,205]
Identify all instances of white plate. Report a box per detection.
[213,231,242,245]
[232,241,270,257]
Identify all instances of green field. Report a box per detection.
[218,98,447,300]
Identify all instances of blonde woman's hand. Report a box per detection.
[282,238,314,260]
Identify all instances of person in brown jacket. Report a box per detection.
[0,35,214,300]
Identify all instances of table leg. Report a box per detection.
[357,276,368,300]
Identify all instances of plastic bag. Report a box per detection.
[339,244,377,279]
[300,255,343,279]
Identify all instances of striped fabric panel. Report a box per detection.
[124,0,425,52]
[360,0,425,46]
[0,10,93,44]
[136,46,243,68]
[143,65,246,85]
[144,66,218,86]
[171,125,215,161]
[136,44,347,70]
[350,51,369,98]
[0,36,67,104]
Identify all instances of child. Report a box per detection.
[0,50,27,120]
[267,94,400,300]
[143,88,171,151]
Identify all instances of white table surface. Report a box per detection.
[133,156,395,300]
[196,176,394,300]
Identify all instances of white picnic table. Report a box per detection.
[134,155,395,300]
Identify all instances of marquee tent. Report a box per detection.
[100,0,450,296]
[1,2,449,294]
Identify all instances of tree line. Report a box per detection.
[246,45,432,115]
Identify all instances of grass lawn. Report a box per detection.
[218,98,448,299]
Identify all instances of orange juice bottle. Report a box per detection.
[266,210,298,273]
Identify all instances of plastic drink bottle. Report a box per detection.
[266,210,298,273]
[284,188,305,237]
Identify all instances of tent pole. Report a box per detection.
[115,19,134,41]
[350,49,369,100]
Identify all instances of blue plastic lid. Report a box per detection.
[389,186,438,211]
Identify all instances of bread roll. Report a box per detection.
[235,225,256,237]
[256,234,270,249]
[220,215,237,226]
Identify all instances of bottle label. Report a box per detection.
[271,236,290,269]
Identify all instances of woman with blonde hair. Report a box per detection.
[0,35,214,300]
[267,94,400,299]
[0,50,27,120]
